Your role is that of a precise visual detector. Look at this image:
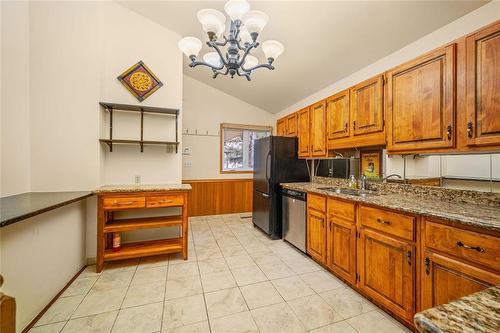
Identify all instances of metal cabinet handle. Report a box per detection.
[329,220,332,232]
[425,257,430,275]
[376,218,391,225]
[158,199,174,203]
[447,125,452,140]
[467,121,473,138]
[0,274,3,287]
[406,251,412,266]
[113,201,135,205]
[344,123,348,132]
[456,241,485,253]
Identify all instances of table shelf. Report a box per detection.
[104,238,183,261]
[104,215,183,233]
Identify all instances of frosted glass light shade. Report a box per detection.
[239,26,253,45]
[242,10,269,34]
[178,36,202,57]
[203,52,222,67]
[262,40,284,60]
[216,23,226,38]
[243,55,258,69]
[197,9,226,34]
[224,0,250,21]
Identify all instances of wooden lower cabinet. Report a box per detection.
[307,209,327,264]
[358,228,415,321]
[420,250,500,310]
[326,216,357,284]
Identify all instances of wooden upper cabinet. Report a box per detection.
[286,113,298,137]
[310,100,327,157]
[386,45,456,152]
[326,90,350,140]
[465,21,500,147]
[358,228,415,321]
[350,75,384,136]
[297,107,310,158]
[277,118,286,136]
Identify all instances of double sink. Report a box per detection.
[317,187,380,198]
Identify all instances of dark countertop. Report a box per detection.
[281,182,500,231]
[414,286,500,333]
[0,191,93,228]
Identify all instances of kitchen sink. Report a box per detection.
[317,187,379,197]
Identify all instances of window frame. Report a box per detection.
[219,123,273,174]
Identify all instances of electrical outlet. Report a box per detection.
[183,161,192,167]
[167,145,174,153]
[134,175,141,184]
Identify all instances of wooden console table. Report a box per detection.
[95,184,191,272]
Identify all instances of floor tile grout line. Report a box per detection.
[108,262,139,333]
[158,256,170,333]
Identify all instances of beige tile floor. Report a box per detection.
[30,213,412,333]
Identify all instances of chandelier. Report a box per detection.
[178,0,284,81]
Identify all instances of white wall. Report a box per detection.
[1,202,87,332]
[1,1,185,331]
[100,1,183,185]
[182,75,273,180]
[1,1,31,196]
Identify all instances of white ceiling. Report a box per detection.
[118,1,486,113]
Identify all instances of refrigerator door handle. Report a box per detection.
[265,151,271,183]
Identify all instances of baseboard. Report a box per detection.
[21,265,87,333]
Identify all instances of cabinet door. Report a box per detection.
[421,251,500,310]
[327,216,356,284]
[326,90,350,140]
[307,209,326,264]
[286,113,298,137]
[465,21,500,147]
[277,118,286,136]
[358,228,415,321]
[310,101,327,157]
[350,75,384,136]
[387,45,455,151]
[297,107,310,158]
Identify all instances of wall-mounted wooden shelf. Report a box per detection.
[99,102,179,153]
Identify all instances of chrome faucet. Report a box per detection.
[360,175,367,190]
[382,174,403,183]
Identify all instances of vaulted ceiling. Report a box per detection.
[119,1,486,113]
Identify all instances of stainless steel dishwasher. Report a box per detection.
[282,188,307,252]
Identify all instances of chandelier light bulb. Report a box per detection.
[239,26,253,45]
[224,0,250,21]
[178,36,202,58]
[197,9,226,35]
[262,40,285,60]
[203,52,222,67]
[242,10,269,36]
[243,55,258,69]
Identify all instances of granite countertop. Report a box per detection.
[282,182,500,231]
[0,191,93,228]
[94,183,192,193]
[414,286,500,333]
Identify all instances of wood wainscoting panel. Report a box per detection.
[182,179,253,217]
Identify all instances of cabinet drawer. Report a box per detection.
[102,196,145,210]
[359,206,415,241]
[308,194,326,212]
[328,198,355,221]
[146,194,184,208]
[425,220,500,270]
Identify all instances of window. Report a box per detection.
[220,123,272,173]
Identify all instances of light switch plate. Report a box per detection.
[183,147,191,155]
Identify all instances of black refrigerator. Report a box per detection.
[252,136,309,239]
